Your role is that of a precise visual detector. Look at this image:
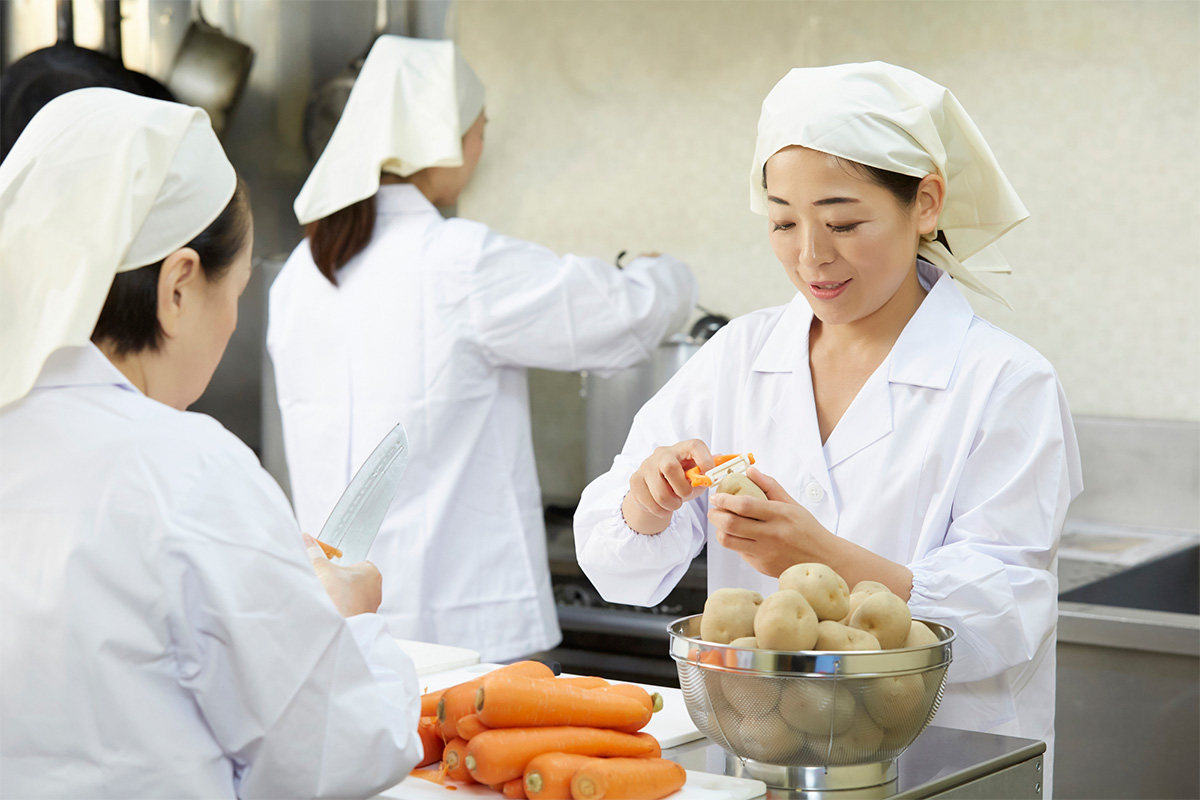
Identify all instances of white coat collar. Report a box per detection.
[32,343,139,393]
[751,260,974,390]
[375,183,441,217]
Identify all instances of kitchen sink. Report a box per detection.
[1059,544,1199,614]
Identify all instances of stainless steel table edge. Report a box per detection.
[889,739,1045,799]
[1058,601,1200,656]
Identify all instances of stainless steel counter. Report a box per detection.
[665,726,1046,799]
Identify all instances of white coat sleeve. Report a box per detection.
[574,327,728,606]
[906,361,1083,685]
[160,430,422,800]
[454,223,698,373]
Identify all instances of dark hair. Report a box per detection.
[762,157,953,252]
[91,180,252,356]
[1,43,175,163]
[305,196,376,285]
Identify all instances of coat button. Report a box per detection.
[805,482,824,502]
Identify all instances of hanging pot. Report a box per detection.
[166,0,254,137]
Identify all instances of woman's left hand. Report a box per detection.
[706,467,832,578]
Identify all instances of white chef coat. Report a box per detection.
[575,261,1082,789]
[0,344,423,800]
[267,183,697,662]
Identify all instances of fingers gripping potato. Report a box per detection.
[847,592,912,650]
[713,472,767,501]
[754,589,819,651]
[701,588,764,644]
[778,563,850,621]
[815,620,881,652]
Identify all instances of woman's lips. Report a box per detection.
[809,279,851,300]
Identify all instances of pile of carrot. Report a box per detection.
[408,660,687,800]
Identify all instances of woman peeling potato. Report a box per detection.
[575,62,1081,790]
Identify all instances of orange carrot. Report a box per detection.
[438,661,556,740]
[464,726,660,785]
[457,713,490,741]
[523,753,600,800]
[555,676,610,690]
[315,539,343,559]
[592,684,663,715]
[502,777,528,798]
[421,689,446,718]
[443,737,476,784]
[416,716,445,768]
[475,674,651,732]
[685,453,755,487]
[569,757,687,800]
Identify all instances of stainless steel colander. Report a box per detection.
[668,614,954,790]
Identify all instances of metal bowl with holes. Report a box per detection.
[668,614,954,792]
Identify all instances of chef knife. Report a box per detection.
[317,422,409,563]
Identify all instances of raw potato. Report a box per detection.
[714,472,767,501]
[863,673,927,730]
[849,580,892,596]
[902,620,939,649]
[815,620,881,652]
[754,589,819,651]
[728,636,759,649]
[848,592,912,650]
[701,588,763,644]
[718,673,781,715]
[825,711,885,764]
[779,681,856,735]
[734,714,804,763]
[778,563,849,621]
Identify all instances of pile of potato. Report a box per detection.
[699,562,938,653]
[693,563,943,765]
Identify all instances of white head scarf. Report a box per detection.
[293,35,486,225]
[0,87,236,408]
[750,62,1028,308]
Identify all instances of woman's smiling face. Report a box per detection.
[764,146,942,327]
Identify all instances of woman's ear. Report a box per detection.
[914,173,946,236]
[156,247,202,339]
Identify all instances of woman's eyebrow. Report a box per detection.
[813,196,859,206]
[767,195,789,206]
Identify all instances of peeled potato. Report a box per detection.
[714,472,767,500]
[778,680,856,735]
[815,620,881,652]
[901,620,939,649]
[778,563,849,621]
[728,636,759,649]
[848,592,912,649]
[754,589,819,651]
[701,588,763,644]
[863,673,927,730]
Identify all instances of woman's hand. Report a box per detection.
[706,467,829,576]
[621,439,715,535]
[302,533,383,617]
[707,468,914,596]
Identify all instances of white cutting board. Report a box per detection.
[395,640,481,677]
[415,663,705,749]
[378,770,766,800]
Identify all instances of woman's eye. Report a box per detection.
[771,222,794,232]
[829,223,861,233]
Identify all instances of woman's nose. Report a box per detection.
[797,227,833,269]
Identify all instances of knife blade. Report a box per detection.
[317,422,409,563]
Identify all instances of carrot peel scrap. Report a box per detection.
[687,453,755,487]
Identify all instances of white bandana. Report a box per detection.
[751,62,1028,308]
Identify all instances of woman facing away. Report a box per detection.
[0,89,423,799]
[574,62,1082,794]
[268,35,697,662]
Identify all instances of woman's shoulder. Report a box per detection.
[958,315,1062,389]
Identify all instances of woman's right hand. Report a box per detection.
[621,439,715,535]
[302,533,383,617]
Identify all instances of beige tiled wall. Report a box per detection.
[453,0,1200,502]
